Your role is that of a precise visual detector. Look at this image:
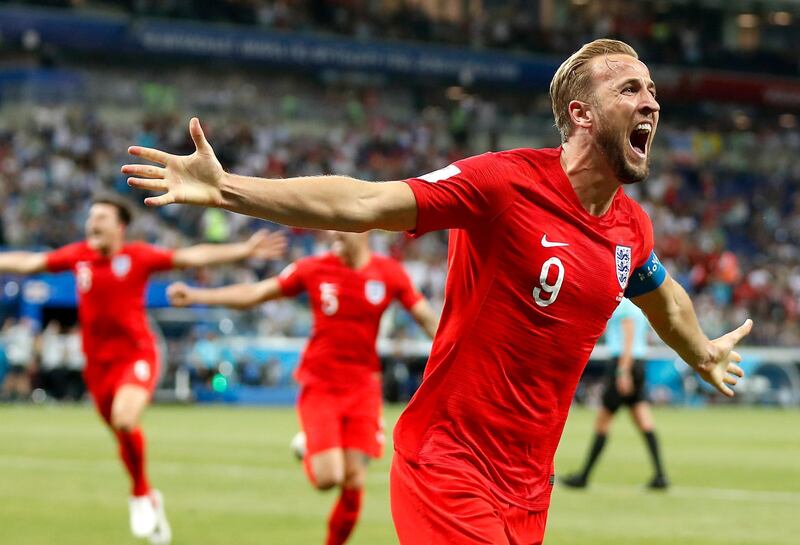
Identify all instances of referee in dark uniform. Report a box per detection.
[562,297,668,489]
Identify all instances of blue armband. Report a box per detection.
[624,250,667,298]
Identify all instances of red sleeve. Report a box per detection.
[45,242,85,272]
[390,260,424,311]
[632,203,655,269]
[402,152,517,236]
[137,243,175,273]
[276,258,311,297]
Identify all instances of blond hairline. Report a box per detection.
[550,39,639,143]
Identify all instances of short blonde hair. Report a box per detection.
[550,39,639,143]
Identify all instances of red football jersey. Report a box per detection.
[46,241,174,365]
[395,147,655,510]
[277,252,423,387]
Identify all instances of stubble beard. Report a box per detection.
[595,114,649,185]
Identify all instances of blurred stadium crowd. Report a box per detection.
[20,0,800,76]
[2,71,798,346]
[1,1,799,401]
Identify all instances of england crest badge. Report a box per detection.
[365,280,386,305]
[615,245,632,290]
[112,254,132,278]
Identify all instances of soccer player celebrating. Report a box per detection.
[562,297,669,490]
[0,194,286,544]
[166,230,438,545]
[124,39,752,545]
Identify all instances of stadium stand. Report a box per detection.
[0,1,798,405]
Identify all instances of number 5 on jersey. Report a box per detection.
[533,257,565,307]
[320,282,339,315]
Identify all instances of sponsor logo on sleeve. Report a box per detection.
[418,164,461,183]
[279,263,297,278]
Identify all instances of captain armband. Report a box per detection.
[624,251,667,298]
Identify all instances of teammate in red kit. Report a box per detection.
[166,230,438,545]
[0,194,286,544]
[124,39,752,544]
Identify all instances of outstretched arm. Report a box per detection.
[123,118,417,232]
[172,229,287,269]
[0,252,47,275]
[409,299,439,339]
[631,274,752,397]
[167,278,283,310]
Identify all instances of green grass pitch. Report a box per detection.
[1,403,798,544]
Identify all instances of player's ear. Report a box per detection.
[568,100,593,131]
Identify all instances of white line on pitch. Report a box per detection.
[570,483,800,504]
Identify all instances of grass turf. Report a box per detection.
[1,403,798,544]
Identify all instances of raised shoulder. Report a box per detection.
[486,147,562,188]
[370,253,405,273]
[496,147,561,167]
[621,194,653,232]
[124,241,150,252]
[284,254,328,276]
[618,192,655,267]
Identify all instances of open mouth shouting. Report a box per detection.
[628,121,652,159]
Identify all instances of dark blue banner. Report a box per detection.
[0,6,558,88]
[2,273,172,326]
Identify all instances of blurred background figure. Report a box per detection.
[167,230,438,545]
[37,319,66,399]
[562,298,668,490]
[1,317,36,401]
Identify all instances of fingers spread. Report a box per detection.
[121,164,166,179]
[730,319,754,344]
[127,178,168,191]
[723,375,739,386]
[128,146,172,166]
[728,362,745,377]
[144,194,176,207]
[718,383,735,397]
[189,117,211,152]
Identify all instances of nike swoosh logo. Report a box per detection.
[541,234,569,248]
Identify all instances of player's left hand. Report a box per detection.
[247,229,288,260]
[694,319,752,397]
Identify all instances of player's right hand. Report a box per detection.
[167,282,194,307]
[123,117,225,208]
[248,229,288,260]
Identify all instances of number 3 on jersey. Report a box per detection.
[320,282,339,315]
[533,257,565,307]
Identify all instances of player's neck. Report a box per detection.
[560,139,620,217]
[338,246,372,269]
[98,239,124,257]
